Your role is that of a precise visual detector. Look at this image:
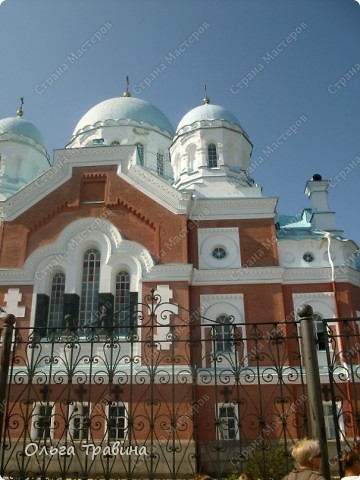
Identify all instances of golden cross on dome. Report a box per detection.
[203,85,210,104]
[123,76,131,97]
[17,97,24,117]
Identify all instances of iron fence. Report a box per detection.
[0,293,359,480]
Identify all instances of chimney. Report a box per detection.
[304,174,342,233]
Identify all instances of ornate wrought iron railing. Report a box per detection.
[0,292,359,480]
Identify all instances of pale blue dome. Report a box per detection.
[177,103,241,132]
[73,96,174,137]
[0,116,46,148]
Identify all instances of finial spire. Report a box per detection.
[203,85,210,104]
[17,97,24,117]
[123,76,131,97]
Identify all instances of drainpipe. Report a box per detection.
[323,233,340,317]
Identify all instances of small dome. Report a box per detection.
[0,116,46,148]
[176,103,241,132]
[72,96,174,138]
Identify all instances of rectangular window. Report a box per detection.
[80,249,100,331]
[92,138,104,145]
[314,314,326,351]
[216,404,238,440]
[136,143,144,166]
[69,403,90,440]
[48,273,66,332]
[115,271,131,336]
[323,401,344,439]
[215,323,233,353]
[207,144,218,168]
[157,152,164,176]
[32,403,54,440]
[108,403,127,440]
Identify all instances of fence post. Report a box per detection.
[323,317,344,477]
[298,304,330,480]
[0,314,16,450]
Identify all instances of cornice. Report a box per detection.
[188,197,278,220]
[143,264,193,282]
[192,267,284,285]
[335,266,360,286]
[293,292,335,300]
[0,132,48,157]
[200,293,244,302]
[174,119,250,141]
[283,266,360,287]
[70,118,173,143]
[0,269,33,285]
[192,265,360,287]
[198,227,239,234]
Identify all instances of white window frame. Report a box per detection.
[201,294,246,367]
[214,314,233,353]
[107,402,128,441]
[136,143,144,166]
[207,143,218,168]
[157,151,164,176]
[293,293,337,367]
[187,144,196,173]
[80,248,101,331]
[31,402,55,440]
[68,402,90,441]
[198,228,241,269]
[323,400,344,439]
[48,271,66,331]
[216,403,239,441]
[114,270,131,336]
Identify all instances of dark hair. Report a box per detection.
[341,450,360,471]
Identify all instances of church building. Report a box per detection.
[0,88,359,479]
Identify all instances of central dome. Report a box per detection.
[72,96,174,138]
[176,103,241,132]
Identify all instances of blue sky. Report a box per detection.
[0,0,359,245]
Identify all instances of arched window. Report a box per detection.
[207,143,218,168]
[48,272,65,332]
[115,271,131,336]
[80,248,100,330]
[157,151,164,176]
[215,314,232,352]
[136,143,144,166]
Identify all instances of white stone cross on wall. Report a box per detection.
[153,285,178,350]
[0,288,26,318]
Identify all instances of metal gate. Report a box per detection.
[0,291,359,480]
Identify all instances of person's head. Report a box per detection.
[193,475,212,480]
[291,438,322,471]
[238,473,254,480]
[341,449,360,476]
